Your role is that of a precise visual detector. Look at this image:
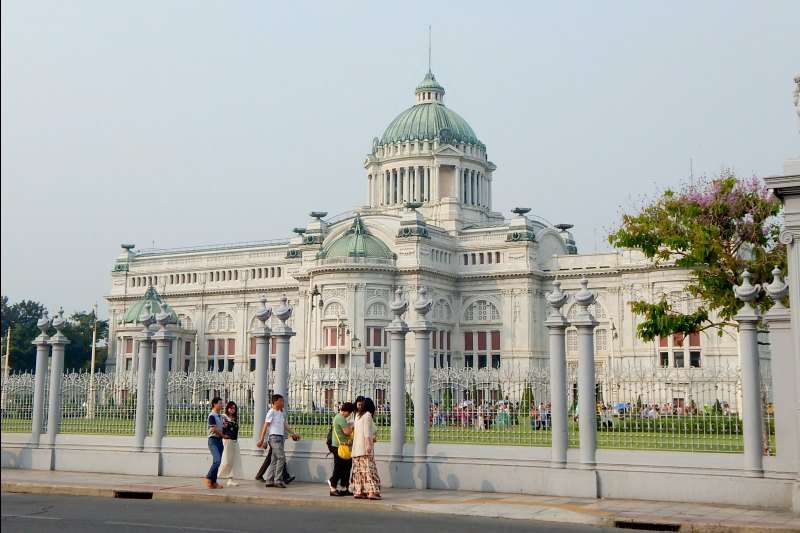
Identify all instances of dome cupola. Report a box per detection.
[319,216,394,260]
[415,70,445,103]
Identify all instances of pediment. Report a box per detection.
[433,144,463,157]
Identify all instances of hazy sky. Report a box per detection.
[2,1,798,316]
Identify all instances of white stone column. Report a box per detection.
[272,295,294,404]
[573,279,597,468]
[134,307,155,451]
[151,305,176,449]
[545,282,569,468]
[733,270,764,476]
[31,313,51,447]
[465,169,471,205]
[426,167,431,202]
[46,309,70,447]
[763,268,796,477]
[387,289,408,461]
[393,169,398,205]
[411,287,433,489]
[251,298,272,445]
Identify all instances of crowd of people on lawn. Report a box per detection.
[204,394,381,500]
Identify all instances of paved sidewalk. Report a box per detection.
[1,469,798,532]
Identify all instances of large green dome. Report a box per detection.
[379,71,482,147]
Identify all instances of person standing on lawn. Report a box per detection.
[327,402,354,496]
[256,394,300,488]
[218,401,243,487]
[350,397,380,500]
[204,397,225,489]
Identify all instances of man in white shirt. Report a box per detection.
[256,394,300,488]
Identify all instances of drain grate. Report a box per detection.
[112,490,153,500]
[614,520,680,531]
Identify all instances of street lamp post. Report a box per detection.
[349,334,362,398]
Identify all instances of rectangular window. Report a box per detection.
[217,339,225,356]
[227,338,235,355]
[659,336,668,348]
[432,332,438,349]
[674,351,685,368]
[217,359,224,372]
[250,337,256,355]
[471,254,476,265]
[477,331,487,351]
[689,332,700,347]
[491,330,500,351]
[227,359,234,372]
[208,360,214,371]
[464,354,474,368]
[495,252,501,263]
[464,332,473,351]
[491,354,501,369]
[183,359,190,372]
[125,338,134,354]
[463,254,468,266]
[659,351,669,367]
[672,333,684,347]
[447,332,451,350]
[270,358,276,371]
[478,354,488,369]
[249,358,256,372]
[184,341,191,356]
[168,359,172,371]
[487,253,492,264]
[125,358,132,371]
[373,351,382,368]
[208,339,215,356]
[479,253,484,264]
[690,351,701,368]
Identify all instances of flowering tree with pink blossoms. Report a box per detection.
[608,171,786,340]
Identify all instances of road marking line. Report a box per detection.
[1,514,61,520]
[105,521,241,532]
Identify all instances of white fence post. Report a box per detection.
[734,270,764,476]
[46,309,70,447]
[412,287,433,488]
[134,305,155,451]
[30,312,51,447]
[545,281,569,468]
[387,288,409,462]
[251,298,272,446]
[573,279,597,468]
[272,295,294,403]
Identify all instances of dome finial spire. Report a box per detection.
[428,24,432,74]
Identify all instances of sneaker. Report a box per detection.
[327,479,334,491]
[264,482,275,488]
[274,482,286,489]
[285,476,296,485]
[226,480,239,487]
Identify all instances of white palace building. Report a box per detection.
[105,70,739,389]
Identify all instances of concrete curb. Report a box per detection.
[3,480,798,533]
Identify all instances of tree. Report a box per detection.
[608,173,786,340]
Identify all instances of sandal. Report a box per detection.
[367,493,381,500]
[354,493,367,499]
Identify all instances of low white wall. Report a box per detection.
[1,433,794,510]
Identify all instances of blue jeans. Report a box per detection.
[264,435,285,484]
[207,437,224,483]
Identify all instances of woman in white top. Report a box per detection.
[350,397,380,500]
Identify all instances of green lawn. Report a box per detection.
[2,415,770,453]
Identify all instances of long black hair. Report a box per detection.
[357,397,376,417]
[225,401,238,420]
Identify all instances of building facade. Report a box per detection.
[105,70,739,383]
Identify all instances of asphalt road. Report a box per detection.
[1,493,630,533]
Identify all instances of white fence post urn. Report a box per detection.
[151,303,176,450]
[30,312,51,447]
[272,295,295,404]
[386,288,409,463]
[251,297,272,445]
[134,304,155,451]
[734,270,764,476]
[573,279,598,468]
[545,281,569,468]
[46,308,70,447]
[411,286,433,489]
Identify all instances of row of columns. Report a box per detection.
[370,166,433,207]
[31,310,70,448]
[461,168,489,208]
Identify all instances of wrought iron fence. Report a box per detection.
[1,371,36,433]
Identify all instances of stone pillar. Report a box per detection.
[272,295,294,403]
[251,297,272,444]
[763,268,797,477]
[573,279,597,468]
[733,270,764,476]
[465,169,471,205]
[387,288,409,461]
[134,305,155,451]
[151,304,176,449]
[412,287,433,489]
[31,312,51,446]
[46,309,70,447]
[545,281,569,468]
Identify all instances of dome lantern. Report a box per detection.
[415,70,445,104]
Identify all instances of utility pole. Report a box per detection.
[88,304,98,418]
[1,325,11,410]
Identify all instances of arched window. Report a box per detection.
[323,302,345,319]
[433,300,453,322]
[366,302,387,318]
[463,299,500,322]
[178,314,194,329]
[208,312,235,332]
[567,302,607,320]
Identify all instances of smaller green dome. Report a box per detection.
[321,216,394,260]
[415,70,444,94]
[122,286,177,324]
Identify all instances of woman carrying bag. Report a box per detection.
[327,402,354,496]
[218,401,243,487]
[350,397,380,500]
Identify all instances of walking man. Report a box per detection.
[204,397,225,489]
[256,394,300,488]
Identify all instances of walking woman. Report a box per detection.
[350,397,380,500]
[327,402,354,496]
[218,401,243,487]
